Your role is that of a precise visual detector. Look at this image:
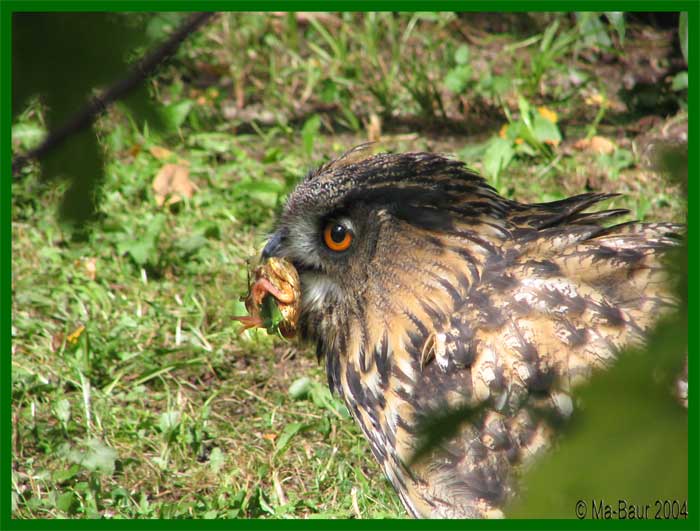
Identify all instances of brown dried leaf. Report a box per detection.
[149,145,175,160]
[152,163,197,207]
[573,135,616,155]
[75,257,97,280]
[128,144,142,158]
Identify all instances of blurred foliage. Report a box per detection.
[679,12,688,64]
[12,13,178,225]
[671,13,689,97]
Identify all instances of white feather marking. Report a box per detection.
[395,351,416,382]
[514,277,582,315]
[551,391,574,418]
[301,273,341,314]
[385,404,398,434]
[364,369,382,398]
[434,332,449,371]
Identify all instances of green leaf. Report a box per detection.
[679,12,688,64]
[413,12,440,22]
[483,137,514,181]
[52,398,71,424]
[118,239,155,267]
[209,447,225,473]
[46,129,104,225]
[489,75,511,96]
[121,84,167,132]
[540,19,560,52]
[111,487,129,500]
[458,141,489,163]
[174,233,208,257]
[260,295,284,335]
[188,132,234,153]
[454,44,470,65]
[444,65,472,94]
[235,177,284,207]
[288,377,312,400]
[532,114,562,145]
[12,122,45,150]
[163,99,194,130]
[12,13,159,227]
[145,13,188,42]
[320,78,339,103]
[576,13,612,48]
[56,491,76,513]
[517,96,533,130]
[611,148,635,170]
[158,411,181,436]
[52,464,81,484]
[604,12,625,44]
[275,422,307,454]
[116,214,165,266]
[309,381,350,419]
[671,71,688,92]
[301,114,322,158]
[73,439,118,476]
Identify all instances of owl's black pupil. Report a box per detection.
[330,224,346,243]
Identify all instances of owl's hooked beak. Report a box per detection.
[261,230,285,260]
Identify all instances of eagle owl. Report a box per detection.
[249,146,681,518]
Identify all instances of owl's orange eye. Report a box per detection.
[323,222,353,252]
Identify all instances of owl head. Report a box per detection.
[259,146,510,383]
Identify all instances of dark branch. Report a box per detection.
[12,12,218,177]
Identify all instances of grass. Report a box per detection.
[11,12,687,518]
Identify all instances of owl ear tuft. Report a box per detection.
[307,143,379,180]
[331,143,379,168]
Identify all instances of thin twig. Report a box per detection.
[12,12,218,177]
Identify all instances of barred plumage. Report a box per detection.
[255,146,682,518]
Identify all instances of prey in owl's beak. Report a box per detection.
[232,256,301,339]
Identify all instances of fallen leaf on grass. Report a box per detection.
[149,145,189,165]
[152,163,198,207]
[537,106,558,124]
[67,325,85,345]
[149,145,175,160]
[584,91,607,107]
[127,144,142,158]
[74,257,97,280]
[574,135,616,155]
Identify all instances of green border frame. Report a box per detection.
[1,2,697,530]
